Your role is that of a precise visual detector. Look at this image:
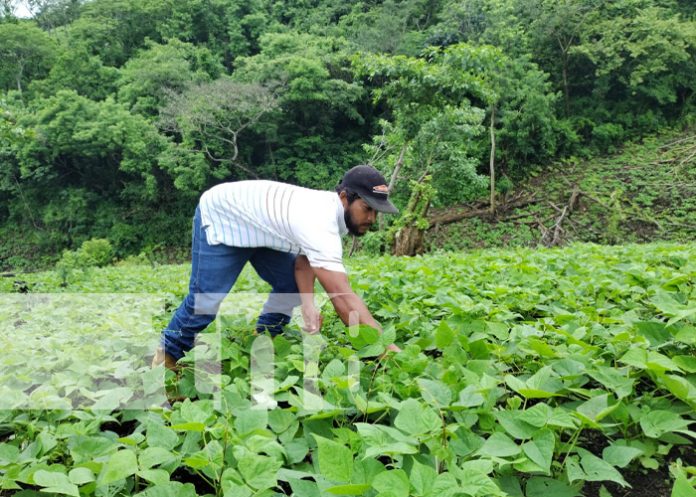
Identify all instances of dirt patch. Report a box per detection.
[579,439,692,497]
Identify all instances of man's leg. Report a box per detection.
[156,206,253,366]
[249,249,302,336]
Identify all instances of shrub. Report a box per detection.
[55,238,114,286]
[78,238,114,267]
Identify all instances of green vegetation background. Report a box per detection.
[1,0,695,270]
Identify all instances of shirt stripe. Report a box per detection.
[198,180,349,272]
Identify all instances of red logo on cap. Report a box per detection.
[373,184,389,194]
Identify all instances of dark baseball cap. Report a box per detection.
[338,165,398,214]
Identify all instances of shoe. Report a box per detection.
[151,347,179,370]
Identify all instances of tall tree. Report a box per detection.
[158,78,278,189]
[29,44,119,100]
[24,0,82,31]
[231,31,368,187]
[0,22,56,94]
[117,40,223,117]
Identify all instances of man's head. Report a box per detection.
[336,165,398,237]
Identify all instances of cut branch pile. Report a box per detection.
[655,134,696,173]
[538,185,579,247]
[427,192,538,226]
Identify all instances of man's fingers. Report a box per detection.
[302,309,323,334]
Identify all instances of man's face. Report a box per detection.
[344,197,377,236]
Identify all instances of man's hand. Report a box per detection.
[301,304,323,334]
[386,343,402,353]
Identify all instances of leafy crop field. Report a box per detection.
[1,243,695,497]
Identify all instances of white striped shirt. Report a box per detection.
[199,180,349,273]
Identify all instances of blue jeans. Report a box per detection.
[161,206,300,360]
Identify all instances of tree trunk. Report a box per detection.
[393,223,426,256]
[388,145,406,194]
[392,176,434,256]
[489,107,496,214]
[16,59,24,95]
[562,62,569,116]
[558,37,570,116]
[380,144,407,230]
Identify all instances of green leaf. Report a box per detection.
[599,486,613,497]
[68,467,95,485]
[505,367,563,398]
[521,429,554,473]
[33,470,79,497]
[234,408,268,435]
[326,483,372,495]
[0,443,20,465]
[574,448,629,487]
[284,438,309,465]
[575,394,617,425]
[518,403,553,427]
[394,399,441,435]
[435,320,456,348]
[99,449,138,485]
[494,411,538,440]
[526,477,581,497]
[640,410,694,438]
[496,474,524,497]
[588,366,634,399]
[650,291,696,325]
[139,447,177,469]
[455,385,485,408]
[347,325,380,349]
[170,422,206,432]
[134,481,197,497]
[619,349,680,373]
[674,326,696,345]
[313,435,353,483]
[184,440,223,473]
[372,469,410,497]
[672,476,696,497]
[146,423,179,450]
[92,387,134,411]
[354,423,418,458]
[659,374,696,408]
[477,432,521,458]
[179,399,213,424]
[289,478,321,497]
[417,378,452,407]
[454,460,499,496]
[432,472,460,497]
[409,460,437,496]
[237,453,280,490]
[183,452,209,470]
[352,457,386,486]
[137,469,170,486]
[634,321,672,347]
[602,443,643,468]
[68,435,115,464]
[673,356,696,373]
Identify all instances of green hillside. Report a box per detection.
[2,0,695,269]
[426,130,696,251]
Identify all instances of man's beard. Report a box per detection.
[344,209,364,237]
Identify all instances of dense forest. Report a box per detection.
[1,0,695,269]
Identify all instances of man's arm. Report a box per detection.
[295,255,322,333]
[313,266,400,352]
[313,267,380,329]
